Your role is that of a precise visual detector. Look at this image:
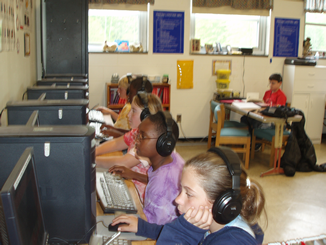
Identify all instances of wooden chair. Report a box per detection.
[208,103,251,169]
[251,128,290,167]
[208,100,247,132]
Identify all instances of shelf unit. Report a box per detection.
[106,83,171,112]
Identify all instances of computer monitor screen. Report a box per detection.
[0,147,48,245]
[6,99,88,126]
[0,125,96,244]
[26,86,89,100]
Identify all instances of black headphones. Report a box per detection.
[207,146,242,225]
[156,111,177,157]
[137,91,150,121]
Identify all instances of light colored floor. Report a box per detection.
[175,139,326,244]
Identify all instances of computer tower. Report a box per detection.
[36,78,88,87]
[26,86,89,100]
[41,0,88,75]
[6,99,89,125]
[0,125,96,244]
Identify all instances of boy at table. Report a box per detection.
[241,73,287,150]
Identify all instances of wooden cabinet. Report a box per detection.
[283,65,326,144]
[106,83,171,112]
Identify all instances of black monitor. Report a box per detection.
[0,125,96,244]
[0,147,49,245]
[36,78,88,87]
[6,99,89,125]
[26,86,89,100]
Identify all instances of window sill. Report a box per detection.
[190,52,267,57]
[89,51,148,54]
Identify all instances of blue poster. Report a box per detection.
[153,11,184,53]
[273,18,300,57]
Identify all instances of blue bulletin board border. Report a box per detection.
[153,11,184,54]
[273,18,300,57]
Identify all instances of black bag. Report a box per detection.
[261,106,297,118]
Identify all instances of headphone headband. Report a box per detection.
[208,147,241,193]
[207,146,242,224]
[137,92,150,121]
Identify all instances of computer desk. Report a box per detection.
[224,104,302,177]
[95,151,156,245]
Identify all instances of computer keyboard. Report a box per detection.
[96,171,137,214]
[102,235,131,245]
[89,110,106,124]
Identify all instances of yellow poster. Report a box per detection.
[177,60,193,89]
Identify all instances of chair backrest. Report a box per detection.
[210,100,226,130]
[211,100,226,128]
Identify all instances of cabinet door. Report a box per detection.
[306,93,325,142]
[292,93,309,128]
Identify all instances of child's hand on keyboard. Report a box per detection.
[184,206,212,230]
[109,166,135,180]
[111,214,138,233]
[97,106,113,115]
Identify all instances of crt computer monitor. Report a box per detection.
[26,86,89,100]
[0,125,96,244]
[6,99,89,125]
[0,147,49,245]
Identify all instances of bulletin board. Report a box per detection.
[212,60,231,75]
[273,18,300,57]
[153,11,184,53]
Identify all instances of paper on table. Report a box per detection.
[232,102,261,109]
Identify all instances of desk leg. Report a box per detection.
[260,123,285,177]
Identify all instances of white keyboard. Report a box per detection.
[96,171,137,214]
[89,110,105,124]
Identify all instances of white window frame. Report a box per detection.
[305,12,326,53]
[88,9,148,53]
[191,13,269,55]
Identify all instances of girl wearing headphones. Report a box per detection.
[96,93,162,202]
[111,147,266,244]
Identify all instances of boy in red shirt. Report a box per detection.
[241,73,287,150]
[262,73,287,106]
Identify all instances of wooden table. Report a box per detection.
[96,151,156,245]
[224,104,302,177]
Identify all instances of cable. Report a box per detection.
[0,107,6,126]
[177,121,190,142]
[22,91,27,100]
[242,55,246,97]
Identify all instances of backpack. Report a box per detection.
[261,106,297,118]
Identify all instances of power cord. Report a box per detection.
[0,107,6,126]
[22,91,27,100]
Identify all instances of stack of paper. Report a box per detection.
[231,102,261,109]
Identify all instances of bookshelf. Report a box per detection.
[106,83,171,112]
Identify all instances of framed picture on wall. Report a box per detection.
[24,32,30,56]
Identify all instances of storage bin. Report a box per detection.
[216,69,231,79]
[216,89,233,98]
[216,79,230,89]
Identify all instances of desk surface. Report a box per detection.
[96,151,156,245]
[224,104,302,124]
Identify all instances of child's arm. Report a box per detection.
[109,165,148,184]
[95,135,127,156]
[184,206,213,230]
[156,214,208,245]
[111,215,163,240]
[96,153,141,169]
[97,106,119,121]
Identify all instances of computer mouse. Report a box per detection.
[108,222,129,232]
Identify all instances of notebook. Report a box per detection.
[231,102,261,110]
[246,92,262,103]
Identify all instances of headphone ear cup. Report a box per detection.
[212,190,242,225]
[140,108,150,121]
[156,133,176,157]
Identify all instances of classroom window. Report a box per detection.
[192,13,268,54]
[88,9,148,52]
[305,12,326,52]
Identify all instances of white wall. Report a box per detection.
[0,2,37,125]
[89,0,317,138]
